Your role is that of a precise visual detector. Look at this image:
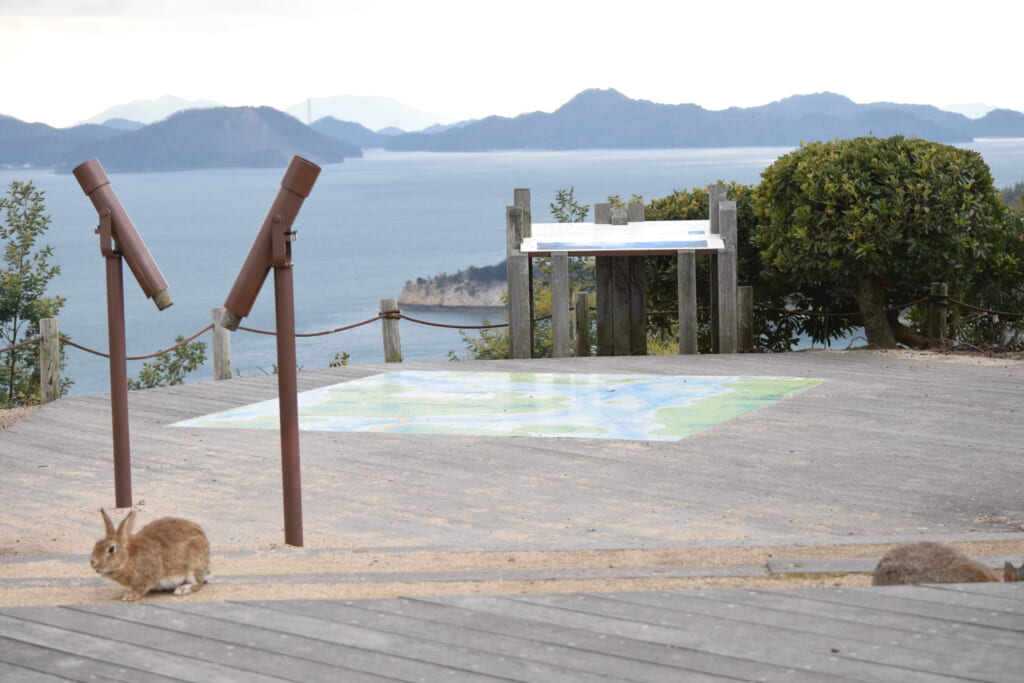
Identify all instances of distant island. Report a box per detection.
[398,263,506,310]
[380,89,1024,152]
[2,106,361,173]
[4,89,1024,172]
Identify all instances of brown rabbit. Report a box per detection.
[90,508,210,601]
[872,541,1020,585]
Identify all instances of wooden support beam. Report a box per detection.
[39,318,60,403]
[211,307,232,380]
[574,291,591,357]
[738,286,754,352]
[717,201,739,354]
[595,256,612,355]
[677,251,697,354]
[550,251,570,358]
[708,184,726,353]
[380,297,402,362]
[505,205,531,359]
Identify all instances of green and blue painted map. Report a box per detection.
[174,371,822,441]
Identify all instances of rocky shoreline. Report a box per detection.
[397,277,506,309]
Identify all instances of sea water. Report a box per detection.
[2,141,1022,397]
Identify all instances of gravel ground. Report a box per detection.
[0,405,39,431]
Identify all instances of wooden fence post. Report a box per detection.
[506,205,531,359]
[550,251,570,358]
[211,307,232,380]
[717,201,739,354]
[514,189,534,358]
[574,291,590,357]
[380,297,402,362]
[39,318,60,403]
[738,286,754,352]
[596,203,645,356]
[927,282,948,343]
[708,184,726,352]
[594,203,612,355]
[678,251,698,354]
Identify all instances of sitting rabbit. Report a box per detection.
[872,541,1021,585]
[90,508,210,601]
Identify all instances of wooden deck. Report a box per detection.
[2,350,1024,680]
[2,583,1022,681]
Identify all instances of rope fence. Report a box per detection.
[2,287,1021,403]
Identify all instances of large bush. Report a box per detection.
[754,136,1019,348]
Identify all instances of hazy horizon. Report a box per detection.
[2,2,1020,129]
[6,90,1005,133]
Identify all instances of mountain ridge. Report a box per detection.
[383,89,1018,151]
[53,106,361,173]
[5,89,1024,172]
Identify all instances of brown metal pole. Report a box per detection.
[274,264,302,547]
[105,252,132,508]
[218,156,319,546]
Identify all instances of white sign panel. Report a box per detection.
[520,219,724,255]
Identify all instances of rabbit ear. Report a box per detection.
[115,510,136,540]
[100,508,115,537]
[1006,561,1022,582]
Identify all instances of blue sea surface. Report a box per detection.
[2,141,1022,397]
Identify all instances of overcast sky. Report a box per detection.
[2,0,1020,128]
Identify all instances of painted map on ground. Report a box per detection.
[173,371,823,441]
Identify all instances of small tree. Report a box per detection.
[754,136,1012,348]
[0,181,66,406]
[127,337,207,390]
[457,188,595,359]
[549,186,589,223]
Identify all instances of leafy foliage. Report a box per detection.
[644,181,818,351]
[549,186,589,223]
[415,262,507,288]
[127,336,207,390]
[0,181,67,406]
[455,188,597,360]
[753,136,1019,348]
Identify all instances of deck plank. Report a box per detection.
[344,595,850,682]
[3,586,1024,681]
[0,635,186,682]
[597,590,1023,681]
[0,611,290,682]
[691,587,1024,650]
[258,597,731,682]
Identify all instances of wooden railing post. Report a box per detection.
[550,251,570,358]
[573,291,590,357]
[596,203,645,356]
[927,282,948,343]
[39,318,60,403]
[211,307,232,380]
[380,297,402,362]
[708,184,726,352]
[738,286,754,352]
[716,201,739,354]
[677,251,697,354]
[506,206,532,359]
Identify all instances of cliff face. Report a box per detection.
[398,277,506,309]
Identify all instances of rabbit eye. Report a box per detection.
[107,545,116,554]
